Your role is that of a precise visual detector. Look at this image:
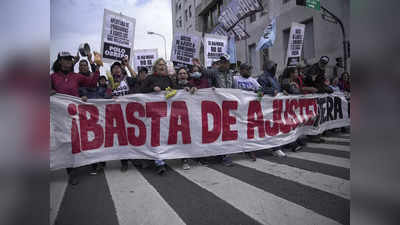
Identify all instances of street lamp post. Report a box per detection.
[147,31,167,60]
[321,6,349,73]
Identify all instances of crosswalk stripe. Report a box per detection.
[336,133,351,138]
[302,147,350,159]
[234,158,350,199]
[322,137,351,143]
[306,143,350,152]
[104,161,186,225]
[287,152,350,169]
[172,162,343,225]
[50,170,68,225]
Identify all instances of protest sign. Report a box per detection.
[51,90,350,170]
[204,34,228,67]
[171,33,201,65]
[133,49,158,73]
[101,9,136,64]
[286,22,305,67]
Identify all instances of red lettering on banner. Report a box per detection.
[78,105,104,151]
[304,99,313,125]
[146,102,167,147]
[126,102,146,146]
[289,99,300,129]
[298,99,308,123]
[168,101,191,145]
[265,100,280,136]
[68,104,81,154]
[247,101,265,139]
[274,99,291,134]
[105,104,128,147]
[222,101,238,141]
[201,101,221,144]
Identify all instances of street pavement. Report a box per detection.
[50,132,350,225]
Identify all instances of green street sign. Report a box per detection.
[296,0,320,11]
[306,0,320,11]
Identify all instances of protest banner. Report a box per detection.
[133,49,158,73]
[171,33,201,65]
[285,22,305,67]
[50,89,350,170]
[101,9,136,64]
[204,34,228,67]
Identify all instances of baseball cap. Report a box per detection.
[217,53,230,62]
[58,51,74,59]
[320,56,329,64]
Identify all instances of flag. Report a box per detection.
[256,18,276,51]
[227,35,237,64]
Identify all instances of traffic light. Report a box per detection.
[335,57,343,68]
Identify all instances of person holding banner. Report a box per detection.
[139,58,176,175]
[204,55,234,89]
[280,67,307,152]
[106,61,139,172]
[257,60,287,157]
[189,65,210,89]
[202,55,235,166]
[50,51,100,185]
[132,67,148,92]
[232,63,261,161]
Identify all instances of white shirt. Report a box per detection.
[233,76,261,91]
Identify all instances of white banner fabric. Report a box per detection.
[50,89,350,170]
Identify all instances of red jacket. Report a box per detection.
[51,71,99,97]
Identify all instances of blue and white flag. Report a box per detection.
[256,18,276,51]
[227,35,237,64]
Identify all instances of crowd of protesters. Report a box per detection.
[50,49,350,185]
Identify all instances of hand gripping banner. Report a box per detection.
[50,89,350,170]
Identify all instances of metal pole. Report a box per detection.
[148,32,167,60]
[321,6,348,73]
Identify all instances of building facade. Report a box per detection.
[172,0,201,35]
[172,0,350,77]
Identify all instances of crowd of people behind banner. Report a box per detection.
[50,48,351,185]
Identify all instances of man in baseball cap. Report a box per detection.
[57,51,74,59]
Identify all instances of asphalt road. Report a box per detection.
[51,132,350,225]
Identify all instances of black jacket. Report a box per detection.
[139,74,176,93]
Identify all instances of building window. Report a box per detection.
[189,5,192,17]
[203,0,223,33]
[249,13,256,23]
[185,9,188,21]
[178,3,181,10]
[283,0,291,4]
[248,44,256,67]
